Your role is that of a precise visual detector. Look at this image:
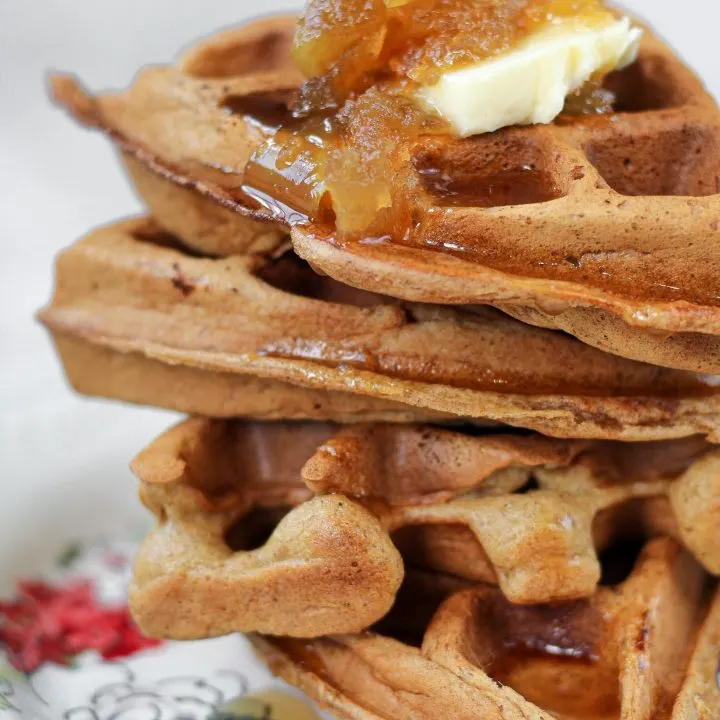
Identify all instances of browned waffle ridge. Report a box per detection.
[50,15,299,259]
[129,417,720,639]
[50,333,451,424]
[50,15,720,373]
[252,539,719,719]
[38,218,720,441]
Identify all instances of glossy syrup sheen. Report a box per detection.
[248,257,718,398]
[417,163,564,207]
[490,646,620,719]
[239,0,619,238]
[484,595,620,719]
[258,336,719,398]
[242,84,449,236]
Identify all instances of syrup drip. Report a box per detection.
[244,113,339,227]
[242,83,449,235]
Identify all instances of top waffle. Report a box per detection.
[51,13,720,374]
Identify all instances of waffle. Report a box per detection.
[252,538,720,720]
[50,16,720,374]
[129,417,720,640]
[38,218,720,441]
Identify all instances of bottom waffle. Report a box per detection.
[129,418,720,640]
[252,539,720,720]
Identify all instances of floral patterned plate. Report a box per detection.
[0,538,327,720]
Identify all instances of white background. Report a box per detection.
[0,0,718,588]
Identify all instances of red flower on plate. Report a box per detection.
[0,581,161,673]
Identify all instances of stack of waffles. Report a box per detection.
[41,9,720,720]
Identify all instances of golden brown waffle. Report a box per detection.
[50,17,720,373]
[129,417,720,639]
[39,218,720,441]
[252,539,720,720]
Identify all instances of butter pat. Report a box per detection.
[419,17,642,137]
